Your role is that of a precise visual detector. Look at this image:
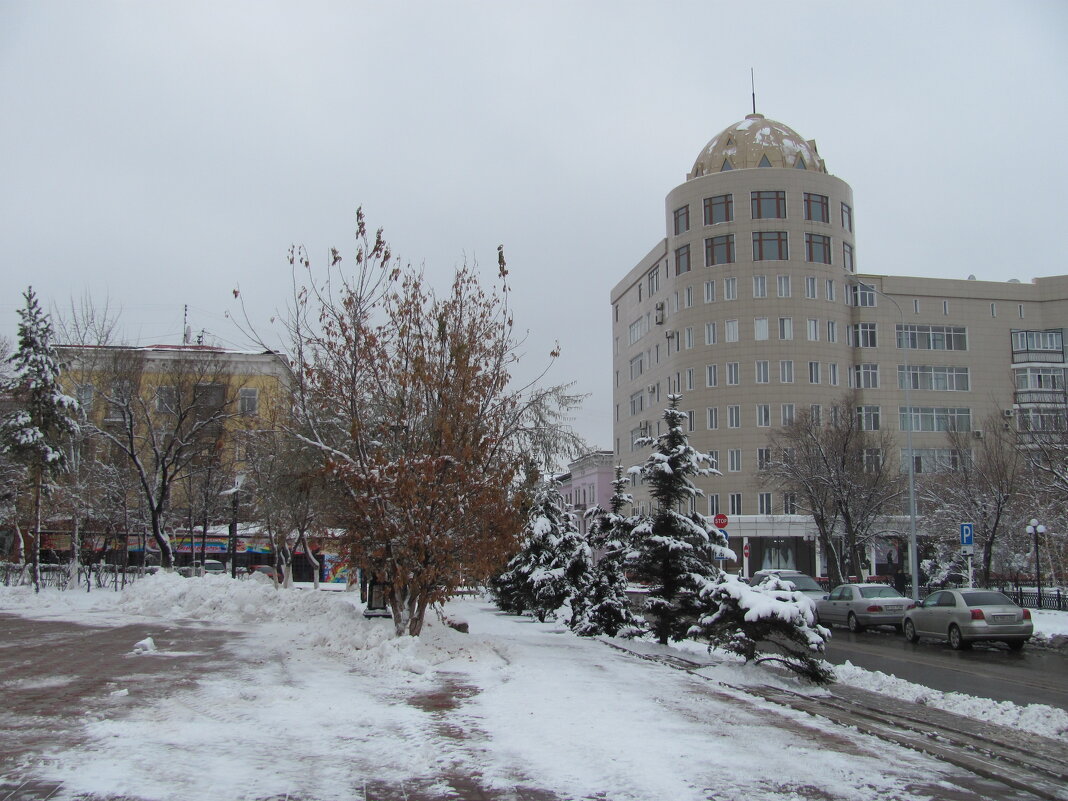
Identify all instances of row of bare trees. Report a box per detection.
[761,392,1068,588]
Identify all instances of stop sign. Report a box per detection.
[713,513,728,529]
[743,543,751,559]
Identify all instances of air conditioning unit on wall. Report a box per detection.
[973,430,985,439]
[1003,408,1015,418]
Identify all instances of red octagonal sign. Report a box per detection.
[713,513,728,529]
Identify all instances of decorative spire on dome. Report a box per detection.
[688,114,827,179]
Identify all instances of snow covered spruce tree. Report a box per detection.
[568,465,642,637]
[492,478,590,623]
[689,573,832,684]
[0,288,78,591]
[630,395,732,645]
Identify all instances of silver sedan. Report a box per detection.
[815,584,912,632]
[902,589,1033,651]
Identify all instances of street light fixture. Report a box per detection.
[850,280,920,601]
[1025,517,1045,608]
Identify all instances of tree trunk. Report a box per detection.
[66,514,82,592]
[31,468,42,594]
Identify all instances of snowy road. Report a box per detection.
[0,576,1064,801]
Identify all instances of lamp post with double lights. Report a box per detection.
[1026,518,1045,608]
[851,280,920,602]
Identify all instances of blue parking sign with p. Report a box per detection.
[960,523,974,546]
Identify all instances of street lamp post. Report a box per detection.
[1026,517,1045,609]
[852,280,920,601]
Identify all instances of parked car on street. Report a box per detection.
[902,589,1033,651]
[749,569,826,601]
[815,584,912,632]
[249,564,280,582]
[193,559,226,576]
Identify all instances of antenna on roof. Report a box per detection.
[183,304,190,345]
[751,68,757,115]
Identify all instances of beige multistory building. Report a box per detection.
[611,112,1068,579]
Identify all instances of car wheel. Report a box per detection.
[1006,639,1026,652]
[847,612,865,633]
[903,619,919,643]
[948,624,971,650]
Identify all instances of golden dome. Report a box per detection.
[689,113,826,178]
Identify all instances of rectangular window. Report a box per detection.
[783,493,798,514]
[754,317,769,341]
[755,360,770,383]
[805,276,817,299]
[1011,330,1062,352]
[628,317,646,345]
[896,324,968,350]
[685,367,694,391]
[843,242,855,272]
[808,361,821,384]
[857,405,881,430]
[729,493,743,515]
[673,205,690,235]
[686,410,695,432]
[728,449,741,472]
[780,360,794,383]
[706,234,735,266]
[728,406,741,429]
[753,275,767,298]
[704,280,716,303]
[758,447,771,470]
[825,279,836,302]
[850,322,877,348]
[751,190,787,219]
[684,286,694,308]
[629,353,645,380]
[899,407,972,432]
[754,231,789,260]
[807,318,819,341]
[684,327,694,349]
[827,320,838,343]
[756,403,770,427]
[727,362,740,385]
[841,202,853,232]
[898,365,971,391]
[629,391,644,415]
[674,244,691,275]
[990,302,997,318]
[805,233,831,264]
[704,193,733,225]
[239,387,259,415]
[781,403,795,425]
[706,407,719,430]
[758,492,773,515]
[829,363,839,386]
[647,267,660,296]
[804,192,829,223]
[777,274,791,298]
[705,322,717,345]
[722,276,736,300]
[778,317,793,340]
[943,300,950,315]
[725,319,739,342]
[708,494,720,516]
[851,282,876,307]
[810,404,822,425]
[155,386,177,414]
[706,364,718,387]
[853,363,879,388]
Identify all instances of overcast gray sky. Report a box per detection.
[2,1,1067,449]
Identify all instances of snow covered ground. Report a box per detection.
[0,574,1066,801]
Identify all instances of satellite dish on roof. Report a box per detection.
[1008,278,1021,283]
[967,274,976,280]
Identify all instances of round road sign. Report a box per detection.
[743,543,750,559]
[713,513,729,529]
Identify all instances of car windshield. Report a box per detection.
[773,573,821,591]
[960,591,1013,607]
[860,586,903,599]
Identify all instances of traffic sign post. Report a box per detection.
[960,523,975,587]
[713,513,729,529]
[715,529,729,560]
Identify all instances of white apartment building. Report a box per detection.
[611,112,1068,579]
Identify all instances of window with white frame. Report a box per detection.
[755,360,769,383]
[684,327,694,349]
[729,493,743,515]
[725,319,739,342]
[754,317,769,340]
[808,361,821,384]
[807,318,819,341]
[827,320,838,343]
[685,367,694,391]
[706,364,718,387]
[685,286,694,308]
[778,317,793,340]
[780,360,794,383]
[857,405,881,430]
[753,275,767,298]
[777,274,791,298]
[851,363,879,389]
[825,279,836,302]
[756,404,770,427]
[708,494,720,515]
[758,492,773,515]
[728,449,741,472]
[728,405,740,428]
[898,365,970,391]
[706,407,719,429]
[629,391,644,415]
[705,322,717,345]
[828,363,839,386]
[704,280,716,303]
[781,403,795,425]
[849,322,877,348]
[851,283,876,307]
[724,277,737,300]
[805,276,817,299]
[758,447,771,470]
[629,353,645,380]
[727,362,740,385]
[899,406,972,432]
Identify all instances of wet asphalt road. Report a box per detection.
[823,625,1068,710]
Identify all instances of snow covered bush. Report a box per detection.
[568,466,642,637]
[491,479,589,622]
[689,573,833,684]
